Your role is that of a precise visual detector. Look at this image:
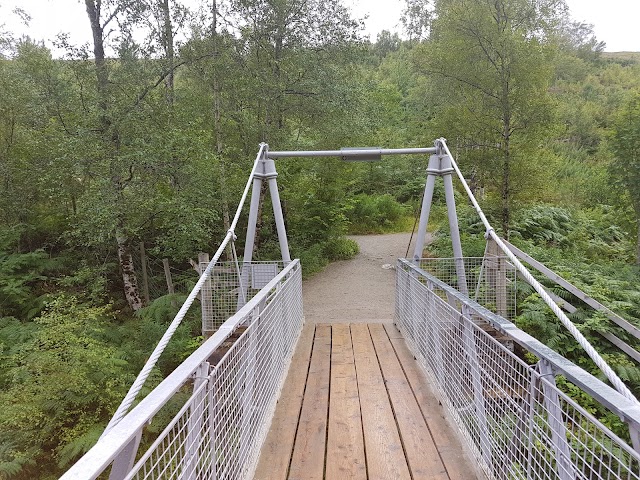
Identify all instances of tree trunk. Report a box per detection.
[85,1,142,311]
[84,1,109,124]
[501,92,511,238]
[160,0,174,105]
[501,148,510,238]
[212,0,232,258]
[117,235,143,311]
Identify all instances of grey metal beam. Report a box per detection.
[267,147,438,158]
[504,240,640,342]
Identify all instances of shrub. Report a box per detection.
[347,193,410,234]
[323,237,359,261]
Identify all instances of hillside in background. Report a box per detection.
[603,51,640,63]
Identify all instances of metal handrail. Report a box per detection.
[267,146,438,158]
[438,138,638,403]
[398,258,640,452]
[61,260,301,480]
[101,144,269,435]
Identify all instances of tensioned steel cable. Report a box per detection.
[102,144,268,435]
[437,138,638,403]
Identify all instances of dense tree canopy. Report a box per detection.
[1,0,640,476]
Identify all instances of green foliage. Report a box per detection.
[511,205,572,246]
[2,0,640,473]
[347,194,411,234]
[0,228,55,319]
[612,92,640,262]
[322,237,360,261]
[0,297,132,478]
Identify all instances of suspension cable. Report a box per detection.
[102,144,268,435]
[437,138,638,403]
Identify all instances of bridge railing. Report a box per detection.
[61,259,303,480]
[418,257,518,320]
[396,258,640,480]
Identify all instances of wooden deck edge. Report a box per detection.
[385,323,484,480]
[254,323,315,480]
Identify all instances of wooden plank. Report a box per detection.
[254,323,315,480]
[351,323,411,480]
[330,323,355,365]
[326,324,366,480]
[288,325,332,480]
[504,240,640,341]
[386,323,404,338]
[384,323,474,480]
[369,324,449,479]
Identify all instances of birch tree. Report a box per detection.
[417,0,565,234]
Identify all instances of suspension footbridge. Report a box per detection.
[62,140,640,480]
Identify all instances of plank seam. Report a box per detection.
[323,325,332,480]
[384,325,452,479]
[350,324,369,480]
[286,324,317,479]
[368,324,415,480]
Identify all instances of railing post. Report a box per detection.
[108,429,142,480]
[207,369,218,479]
[538,360,576,480]
[182,361,210,480]
[199,252,214,338]
[240,301,262,473]
[428,280,445,384]
[459,303,493,473]
[486,237,508,318]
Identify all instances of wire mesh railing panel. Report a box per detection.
[200,261,285,334]
[418,257,517,320]
[125,262,303,480]
[396,259,640,480]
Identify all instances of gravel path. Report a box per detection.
[302,232,425,324]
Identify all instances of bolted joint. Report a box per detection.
[254,158,278,180]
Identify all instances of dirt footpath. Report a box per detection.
[302,233,420,324]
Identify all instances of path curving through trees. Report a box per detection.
[302,233,426,324]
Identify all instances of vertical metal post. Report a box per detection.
[183,362,209,480]
[241,303,261,467]
[486,237,507,317]
[108,429,142,480]
[428,280,445,384]
[243,176,263,265]
[238,166,264,310]
[207,370,218,479]
[538,360,576,480]
[413,171,437,261]
[412,149,468,298]
[441,154,468,296]
[263,159,291,263]
[460,303,493,472]
[199,252,214,338]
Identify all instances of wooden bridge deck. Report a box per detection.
[254,323,477,480]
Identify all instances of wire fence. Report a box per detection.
[396,259,640,480]
[201,261,285,334]
[126,261,303,480]
[418,257,517,320]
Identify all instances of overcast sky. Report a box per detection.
[2,0,640,54]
